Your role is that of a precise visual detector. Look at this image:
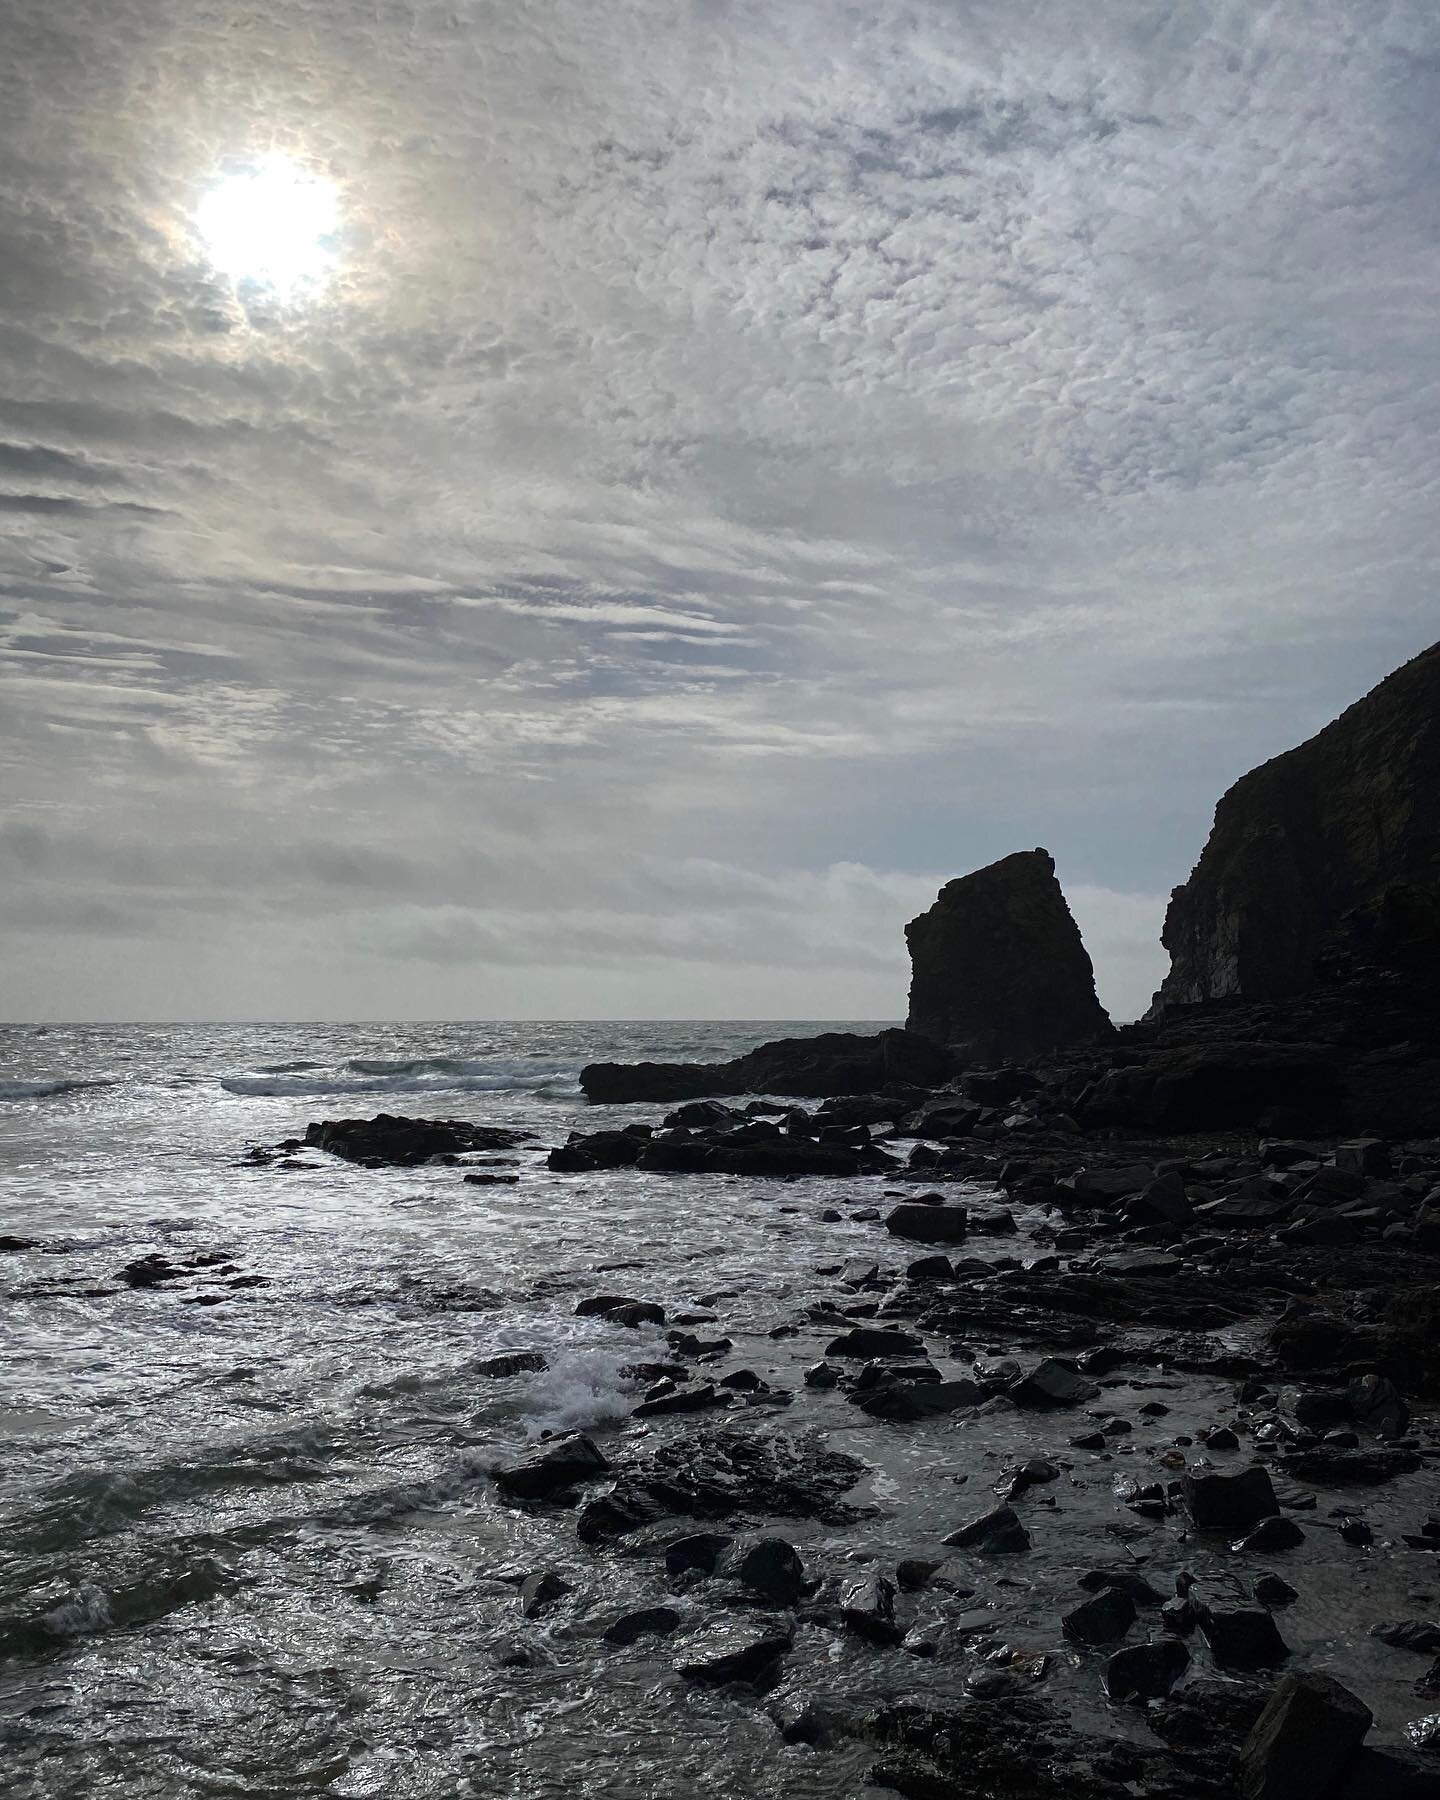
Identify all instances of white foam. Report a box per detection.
[219,1060,579,1099]
[512,1338,651,1437]
[43,1585,113,1637]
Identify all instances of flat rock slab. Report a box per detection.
[675,1621,793,1685]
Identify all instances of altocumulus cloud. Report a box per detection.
[1,0,1437,1020]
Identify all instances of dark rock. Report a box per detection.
[580,1028,952,1104]
[1104,1638,1189,1700]
[1236,1517,1306,1554]
[1063,1588,1136,1646]
[886,1202,969,1244]
[943,1504,1030,1553]
[462,1170,519,1185]
[632,1382,729,1419]
[1373,1622,1440,1655]
[1008,1359,1102,1409]
[1182,1464,1281,1533]
[1277,1447,1419,1485]
[676,1620,793,1684]
[825,1326,926,1360]
[1339,1747,1440,1799]
[475,1351,547,1379]
[906,1254,955,1281]
[803,1361,842,1389]
[905,848,1114,1060]
[1239,1670,1373,1800]
[519,1571,571,1617]
[665,1532,732,1577]
[0,1235,38,1252]
[547,1129,649,1172]
[840,1571,903,1645]
[493,1433,609,1501]
[1255,1573,1299,1607]
[1199,1606,1290,1668]
[575,1294,666,1327]
[117,1254,182,1288]
[1347,1372,1409,1439]
[854,1378,984,1422]
[1151,640,1440,1010]
[602,1605,681,1645]
[303,1113,524,1166]
[732,1536,806,1605]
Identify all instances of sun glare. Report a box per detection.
[195,154,340,296]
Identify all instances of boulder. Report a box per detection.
[675,1620,793,1684]
[1181,1464,1280,1533]
[885,1202,969,1244]
[905,849,1114,1060]
[492,1433,609,1501]
[732,1536,806,1606]
[1240,1670,1374,1800]
[302,1113,524,1166]
[1152,640,1440,1010]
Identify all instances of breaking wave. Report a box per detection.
[219,1057,579,1099]
[0,1076,121,1103]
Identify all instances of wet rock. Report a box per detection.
[825,1326,926,1359]
[1255,1573,1299,1606]
[602,1604,682,1645]
[1373,1622,1440,1655]
[1239,1670,1373,1800]
[632,1382,729,1419]
[575,1294,667,1327]
[1277,1447,1419,1485]
[493,1433,610,1501]
[1104,1637,1189,1700]
[905,848,1114,1060]
[303,1113,524,1166]
[840,1571,903,1645]
[1236,1517,1306,1554]
[676,1620,793,1685]
[733,1536,806,1606]
[462,1170,519,1185]
[547,1128,650,1172]
[1008,1358,1102,1409]
[840,1257,881,1286]
[665,1532,732,1577]
[519,1571,572,1617]
[0,1235,38,1252]
[1338,1747,1440,1798]
[853,1378,984,1422]
[1347,1372,1409,1440]
[896,1559,942,1591]
[1182,1464,1280,1532]
[943,1504,1030,1553]
[886,1203,969,1245]
[906,1254,955,1281]
[475,1350,548,1379]
[1078,1569,1166,1605]
[803,1361,842,1389]
[1199,1606,1290,1668]
[117,1254,182,1288]
[1063,1587,1136,1646]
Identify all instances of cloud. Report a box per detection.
[0,0,1436,1018]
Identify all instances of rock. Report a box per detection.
[732,1536,806,1605]
[493,1433,609,1501]
[1008,1359,1101,1409]
[1373,1622,1440,1655]
[803,1361,842,1389]
[1339,1747,1440,1798]
[1236,1517,1306,1554]
[475,1350,547,1379]
[632,1383,729,1419]
[462,1170,519,1185]
[853,1379,984,1422]
[885,1202,969,1244]
[676,1621,793,1685]
[575,1294,666,1327]
[1104,1638,1190,1700]
[1063,1588,1136,1646]
[302,1113,524,1165]
[839,1571,903,1645]
[1255,1573,1299,1607]
[602,1605,681,1645]
[840,1257,881,1286]
[906,1254,955,1281]
[1277,1447,1419,1485]
[580,1029,952,1104]
[1347,1372,1409,1439]
[1151,640,1440,1010]
[547,1129,650,1172]
[943,1504,1030,1553]
[905,848,1114,1060]
[664,1532,732,1577]
[1239,1670,1374,1799]
[1199,1606,1290,1668]
[1182,1464,1281,1532]
[0,1235,38,1252]
[824,1327,926,1360]
[519,1571,571,1617]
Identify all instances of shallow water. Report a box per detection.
[2,1022,1438,1796]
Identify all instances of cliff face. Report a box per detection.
[1152,641,1440,1012]
[905,848,1113,1061]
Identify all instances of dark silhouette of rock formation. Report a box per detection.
[579,1028,950,1105]
[1152,641,1440,1012]
[904,849,1112,1060]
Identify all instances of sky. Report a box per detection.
[1,0,1437,1024]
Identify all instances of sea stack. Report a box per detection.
[1152,640,1440,1012]
[905,848,1113,1061]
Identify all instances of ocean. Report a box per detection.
[0,1019,931,1799]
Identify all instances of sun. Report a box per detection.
[195,154,340,296]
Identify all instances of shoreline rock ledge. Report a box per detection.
[905,848,1114,1061]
